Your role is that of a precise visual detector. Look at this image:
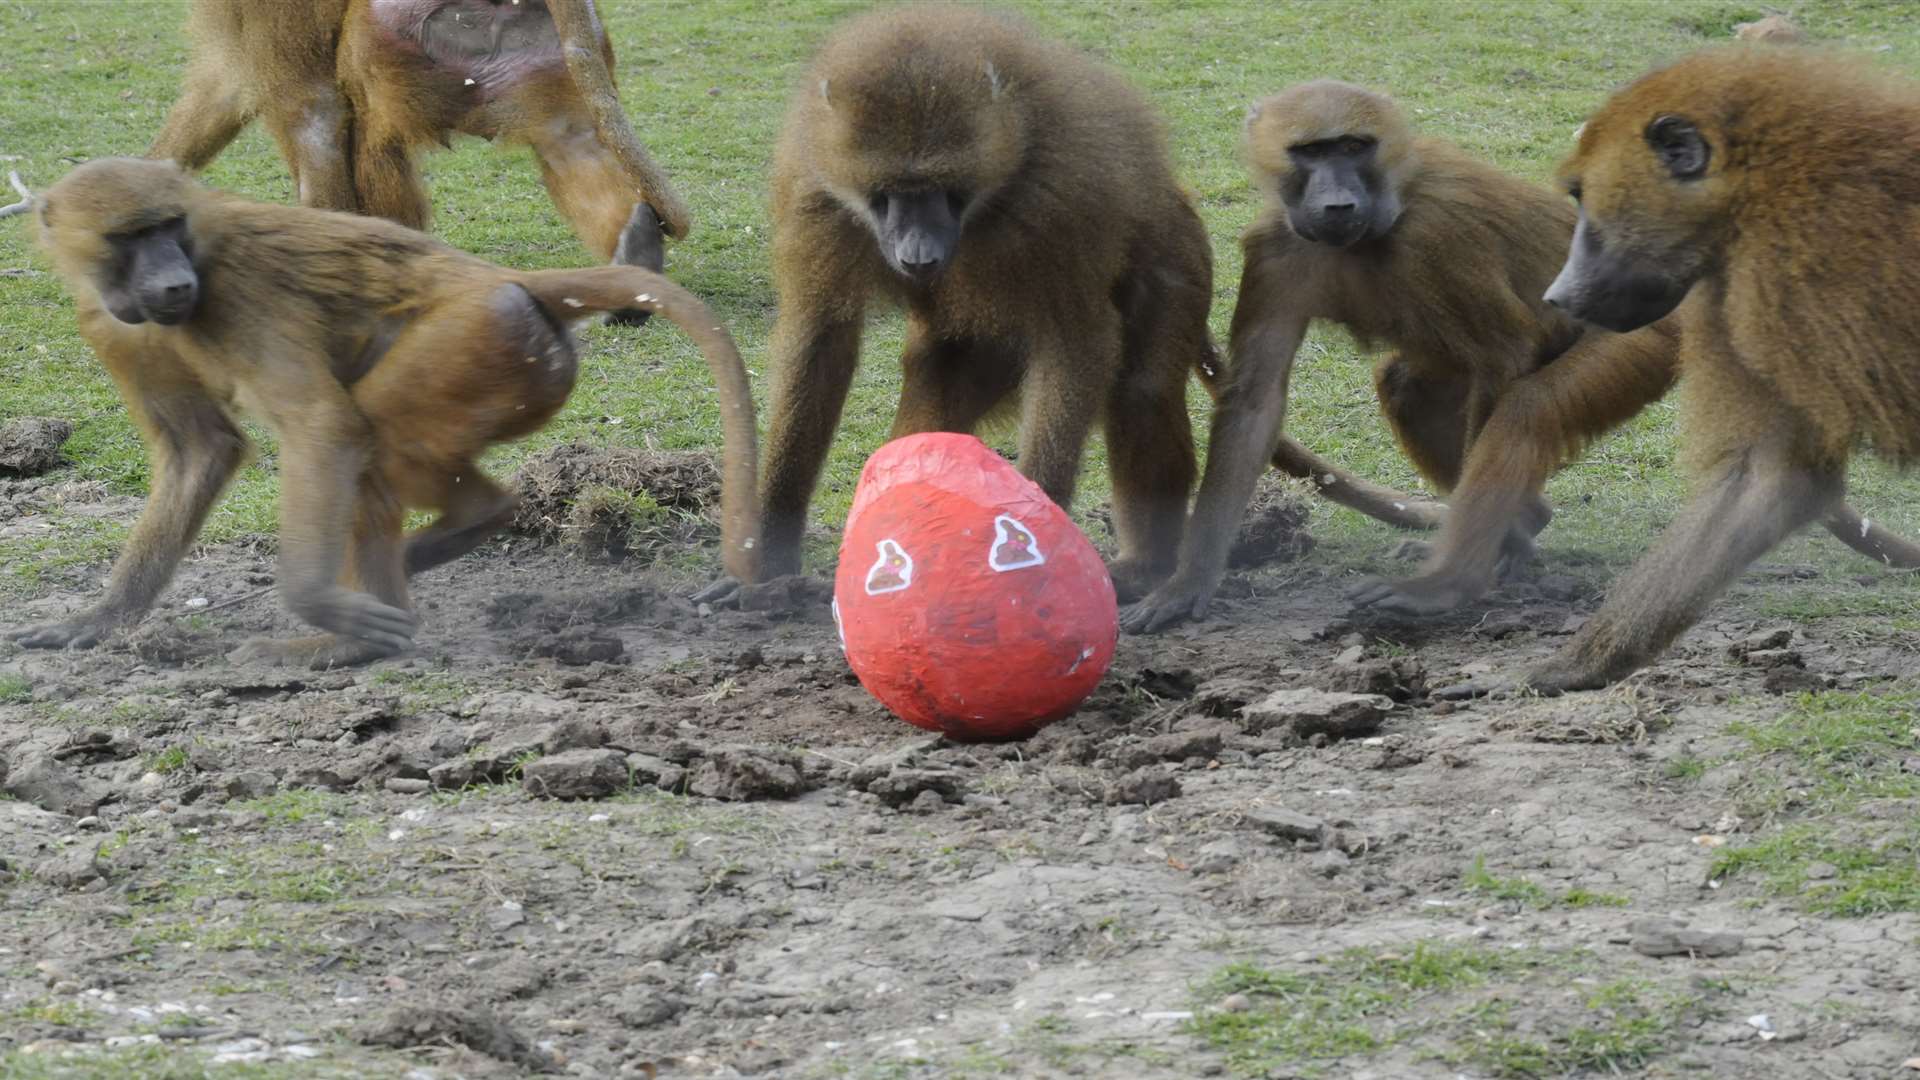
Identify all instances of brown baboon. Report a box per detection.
[6,159,756,667]
[723,5,1213,598]
[150,0,685,325]
[1734,14,1808,43]
[1123,79,1920,633]
[1447,46,1920,695]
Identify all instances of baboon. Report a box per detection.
[151,0,686,325]
[5,159,756,667]
[1734,14,1808,43]
[1123,79,1919,633]
[1447,46,1920,695]
[726,5,1213,597]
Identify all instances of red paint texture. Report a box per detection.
[833,433,1118,741]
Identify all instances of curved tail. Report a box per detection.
[517,266,759,581]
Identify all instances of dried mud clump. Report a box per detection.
[510,442,720,560]
[0,417,74,477]
[1228,475,1315,569]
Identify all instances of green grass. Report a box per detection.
[1188,942,1711,1078]
[1462,855,1631,910]
[0,674,31,704]
[1709,692,1920,915]
[4,1,1920,592]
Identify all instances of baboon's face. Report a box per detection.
[1280,132,1401,248]
[1547,106,1727,333]
[41,159,204,327]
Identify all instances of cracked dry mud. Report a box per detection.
[2,476,1918,1079]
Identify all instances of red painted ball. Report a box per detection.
[832,433,1118,740]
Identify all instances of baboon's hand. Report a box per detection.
[606,202,667,328]
[9,613,120,651]
[1347,574,1473,616]
[1434,658,1601,700]
[1118,573,1216,634]
[691,576,742,607]
[1430,674,1519,701]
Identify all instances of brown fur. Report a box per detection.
[1474,46,1920,692]
[9,159,755,667]
[1127,79,1920,633]
[744,5,1212,594]
[149,0,688,262]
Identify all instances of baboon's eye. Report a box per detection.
[868,193,890,218]
[1339,137,1373,156]
[946,190,969,217]
[1645,115,1709,181]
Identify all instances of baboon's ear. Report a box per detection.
[984,61,1003,99]
[1645,115,1709,180]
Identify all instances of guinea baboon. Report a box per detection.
[727,5,1213,598]
[150,0,685,325]
[1447,46,1920,694]
[6,158,756,668]
[1124,78,1920,633]
[1734,14,1808,43]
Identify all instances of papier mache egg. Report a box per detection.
[831,433,1118,740]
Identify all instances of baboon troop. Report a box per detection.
[6,6,1918,696]
[10,159,756,668]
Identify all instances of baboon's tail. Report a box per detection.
[519,266,759,581]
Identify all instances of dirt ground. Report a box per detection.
[2,466,1918,1079]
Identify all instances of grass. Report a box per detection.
[1708,691,1920,915]
[1462,855,1631,910]
[3,0,1920,597]
[1188,941,1712,1078]
[0,674,31,703]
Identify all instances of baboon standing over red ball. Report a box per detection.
[729,5,1214,597]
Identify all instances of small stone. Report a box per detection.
[1324,657,1427,701]
[1117,728,1224,770]
[224,770,278,800]
[1737,648,1803,670]
[688,746,808,801]
[0,417,73,476]
[1628,918,1743,958]
[40,844,105,889]
[487,902,527,932]
[1240,689,1391,742]
[384,778,431,795]
[1804,861,1839,881]
[1727,627,1793,659]
[526,629,623,666]
[520,749,629,800]
[1191,838,1244,875]
[4,752,103,818]
[1309,849,1350,877]
[1762,668,1826,696]
[625,752,688,793]
[1534,573,1580,600]
[865,767,961,808]
[1243,806,1328,844]
[906,789,947,814]
[542,717,607,753]
[1105,766,1181,806]
[1218,993,1251,1013]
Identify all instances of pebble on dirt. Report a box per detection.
[0,417,74,476]
[520,748,631,800]
[1240,688,1393,741]
[354,1004,558,1072]
[1627,917,1745,958]
[688,745,809,801]
[1106,766,1182,805]
[4,752,105,818]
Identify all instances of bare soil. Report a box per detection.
[2,470,1917,1079]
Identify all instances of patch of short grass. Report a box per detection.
[1463,855,1629,910]
[144,744,190,775]
[0,1043,381,1078]
[0,674,31,704]
[1710,691,1920,915]
[1189,941,1709,1078]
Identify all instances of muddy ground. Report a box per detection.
[2,466,1918,1080]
